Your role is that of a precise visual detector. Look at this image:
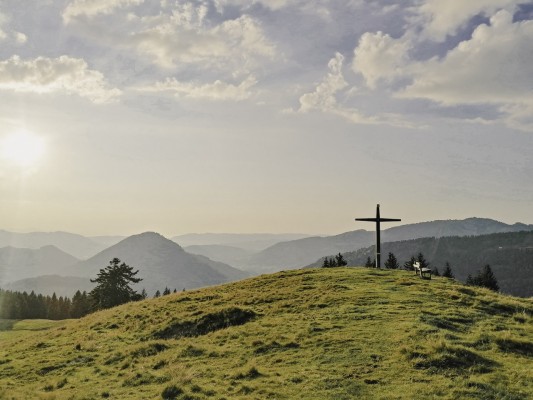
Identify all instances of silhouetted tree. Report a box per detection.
[442,262,454,279]
[384,252,399,269]
[433,267,440,276]
[365,257,375,268]
[154,290,161,298]
[335,253,347,267]
[467,264,499,292]
[89,258,142,310]
[404,256,417,270]
[163,287,171,296]
[417,253,430,269]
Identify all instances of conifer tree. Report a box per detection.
[89,258,142,310]
[335,253,347,267]
[404,256,417,270]
[384,252,399,269]
[442,262,454,279]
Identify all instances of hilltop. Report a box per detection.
[0,268,531,399]
[308,231,533,297]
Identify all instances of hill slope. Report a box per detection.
[0,268,531,399]
[0,245,79,284]
[308,231,533,297]
[63,232,248,294]
[245,218,533,272]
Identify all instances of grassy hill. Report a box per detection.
[0,268,532,399]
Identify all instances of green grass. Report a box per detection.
[0,268,531,399]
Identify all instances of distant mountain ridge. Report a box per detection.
[62,232,248,295]
[0,245,79,284]
[172,233,312,252]
[3,275,94,297]
[0,230,111,260]
[244,218,533,273]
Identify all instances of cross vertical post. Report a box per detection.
[355,204,401,268]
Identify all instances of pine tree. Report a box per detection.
[466,265,499,292]
[89,258,142,310]
[404,256,417,270]
[384,252,399,269]
[322,257,330,268]
[433,267,440,276]
[442,262,454,279]
[335,253,347,267]
[163,287,171,296]
[417,253,430,269]
[365,257,375,268]
[154,290,161,298]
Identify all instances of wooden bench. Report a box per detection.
[413,262,432,280]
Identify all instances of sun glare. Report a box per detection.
[1,130,45,168]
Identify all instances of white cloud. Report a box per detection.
[0,55,121,103]
[298,52,348,112]
[411,0,523,41]
[399,10,533,128]
[129,12,275,72]
[63,0,144,23]
[14,32,27,44]
[139,75,257,101]
[352,31,411,89]
[296,52,413,126]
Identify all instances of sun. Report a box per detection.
[1,130,45,168]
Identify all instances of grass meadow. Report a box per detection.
[0,268,531,399]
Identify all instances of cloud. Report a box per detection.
[399,10,533,129]
[63,0,144,23]
[139,76,257,101]
[0,8,26,45]
[0,55,121,103]
[130,12,275,72]
[352,31,411,89]
[296,52,413,127]
[298,52,348,113]
[411,0,523,41]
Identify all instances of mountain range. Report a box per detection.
[237,218,533,273]
[0,245,79,284]
[2,217,533,297]
[0,230,123,260]
[2,232,249,297]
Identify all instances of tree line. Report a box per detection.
[0,289,92,320]
[0,258,183,321]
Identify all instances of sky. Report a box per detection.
[0,0,532,237]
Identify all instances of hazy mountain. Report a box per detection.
[246,218,533,273]
[63,232,249,294]
[308,231,533,297]
[245,230,374,273]
[0,246,79,284]
[172,233,312,252]
[0,230,108,259]
[380,218,533,242]
[184,245,253,267]
[88,235,126,248]
[4,275,94,297]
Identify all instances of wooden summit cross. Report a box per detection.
[355,204,401,268]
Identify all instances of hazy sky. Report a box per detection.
[0,0,532,237]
